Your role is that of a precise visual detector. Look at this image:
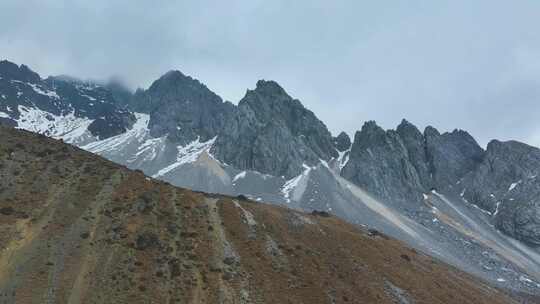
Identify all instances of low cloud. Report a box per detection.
[1,0,540,147]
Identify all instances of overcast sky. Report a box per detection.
[1,0,540,147]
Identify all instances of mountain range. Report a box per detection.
[0,124,520,303]
[2,59,540,297]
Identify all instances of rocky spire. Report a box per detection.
[333,131,351,152]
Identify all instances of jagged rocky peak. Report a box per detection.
[148,69,215,101]
[461,139,540,212]
[483,139,540,182]
[396,119,422,138]
[423,125,441,137]
[0,60,41,83]
[352,120,387,148]
[212,79,338,178]
[424,126,485,189]
[129,69,218,114]
[343,119,489,205]
[342,120,427,205]
[333,131,351,152]
[486,139,540,160]
[137,69,234,143]
[151,70,197,90]
[252,79,289,96]
[239,79,300,112]
[239,78,338,159]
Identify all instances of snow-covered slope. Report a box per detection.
[0,60,134,140]
[16,105,96,145]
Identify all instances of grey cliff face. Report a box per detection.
[396,119,431,189]
[341,117,540,246]
[341,121,426,206]
[135,70,236,145]
[342,121,485,208]
[461,140,540,212]
[458,140,540,245]
[212,80,338,178]
[497,200,540,245]
[127,76,338,178]
[424,128,485,191]
[123,75,339,178]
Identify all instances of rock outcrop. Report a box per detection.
[424,127,484,190]
[341,121,426,206]
[459,140,540,244]
[333,131,351,152]
[133,70,236,145]
[213,80,337,178]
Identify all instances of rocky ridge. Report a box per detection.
[3,60,540,296]
[0,125,519,304]
[0,60,134,140]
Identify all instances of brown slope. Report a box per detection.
[0,126,516,304]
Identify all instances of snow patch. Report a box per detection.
[319,158,329,169]
[337,149,350,171]
[80,94,96,101]
[232,171,247,183]
[83,113,149,153]
[152,136,217,178]
[493,202,501,217]
[520,275,535,284]
[130,136,167,163]
[281,164,312,203]
[0,112,9,118]
[28,83,60,99]
[16,106,93,144]
[508,180,521,192]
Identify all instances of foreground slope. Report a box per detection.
[0,126,518,303]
